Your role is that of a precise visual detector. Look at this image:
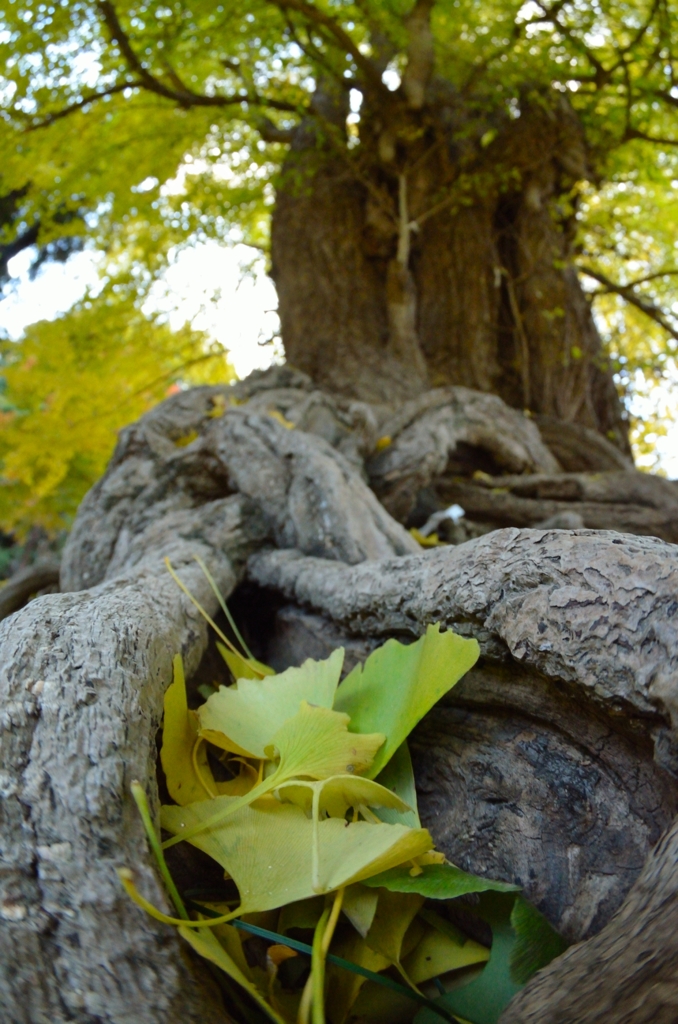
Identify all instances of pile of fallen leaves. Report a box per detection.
[119,559,567,1024]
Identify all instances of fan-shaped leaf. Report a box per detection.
[161,797,433,910]
[199,649,344,758]
[267,703,385,781]
[160,654,216,805]
[334,624,479,778]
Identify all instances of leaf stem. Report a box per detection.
[191,738,217,799]
[130,781,188,920]
[311,906,331,1024]
[162,773,278,849]
[193,554,256,662]
[322,887,345,956]
[164,557,243,660]
[118,869,241,927]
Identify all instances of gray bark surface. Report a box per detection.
[2,367,677,1023]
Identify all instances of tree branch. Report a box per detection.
[624,125,678,146]
[0,561,61,623]
[580,265,678,341]
[266,0,386,93]
[97,1,180,102]
[97,1,299,114]
[23,81,139,131]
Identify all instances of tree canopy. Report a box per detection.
[2,0,678,529]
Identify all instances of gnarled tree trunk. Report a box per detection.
[271,89,630,457]
[1,368,676,1024]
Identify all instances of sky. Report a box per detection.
[2,242,678,477]
[0,241,280,379]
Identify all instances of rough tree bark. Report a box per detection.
[1,367,677,1024]
[271,78,630,456]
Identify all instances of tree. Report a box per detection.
[3,7,678,1023]
[2,0,678,454]
[0,289,234,534]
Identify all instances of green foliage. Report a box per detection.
[1,0,678,446]
[0,288,233,534]
[120,563,568,1024]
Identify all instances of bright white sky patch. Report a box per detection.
[0,241,279,379]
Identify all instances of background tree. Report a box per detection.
[2,0,678,464]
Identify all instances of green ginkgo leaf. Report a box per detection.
[373,741,421,829]
[275,775,411,819]
[362,863,519,900]
[334,624,479,778]
[198,648,345,758]
[161,797,433,910]
[160,654,217,806]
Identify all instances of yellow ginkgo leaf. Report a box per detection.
[165,702,384,848]
[401,922,489,985]
[275,774,411,819]
[161,797,433,910]
[178,924,286,1024]
[266,703,385,781]
[160,654,216,805]
[198,649,344,759]
[216,641,275,681]
[364,889,425,974]
[341,885,379,939]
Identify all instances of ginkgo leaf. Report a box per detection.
[216,758,259,798]
[373,741,421,829]
[160,797,433,910]
[278,897,325,935]
[275,774,410,818]
[178,923,287,1024]
[165,703,386,849]
[217,641,275,681]
[160,653,216,805]
[402,923,489,985]
[325,929,391,1024]
[364,889,425,973]
[266,703,385,781]
[198,649,345,758]
[341,885,379,939]
[334,624,479,778]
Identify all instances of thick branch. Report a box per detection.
[402,0,436,109]
[624,125,678,146]
[580,265,678,341]
[97,1,298,114]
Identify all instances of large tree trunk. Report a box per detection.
[1,367,676,1023]
[271,90,630,456]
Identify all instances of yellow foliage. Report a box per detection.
[0,292,234,535]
